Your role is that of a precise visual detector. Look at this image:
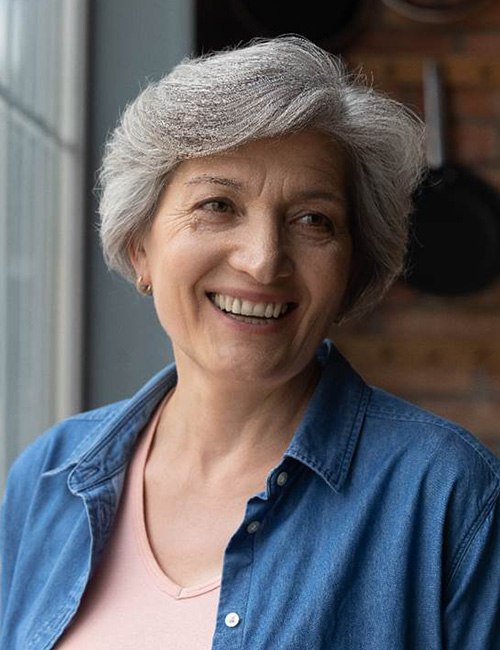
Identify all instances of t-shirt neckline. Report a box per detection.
[131,394,222,600]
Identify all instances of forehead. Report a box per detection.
[171,130,347,191]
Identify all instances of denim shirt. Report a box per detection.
[1,341,499,650]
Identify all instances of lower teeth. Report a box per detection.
[225,311,274,323]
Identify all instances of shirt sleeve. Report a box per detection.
[444,492,500,650]
[0,438,48,626]
[1,471,16,625]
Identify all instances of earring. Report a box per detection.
[136,275,153,296]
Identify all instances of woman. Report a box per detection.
[1,36,498,649]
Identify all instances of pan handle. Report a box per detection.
[423,59,446,169]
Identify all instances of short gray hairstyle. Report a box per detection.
[99,35,424,320]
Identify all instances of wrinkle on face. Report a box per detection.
[129,129,353,389]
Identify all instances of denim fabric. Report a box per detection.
[1,341,499,649]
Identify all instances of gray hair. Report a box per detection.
[98,35,425,320]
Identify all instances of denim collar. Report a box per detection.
[62,340,370,494]
[286,340,370,492]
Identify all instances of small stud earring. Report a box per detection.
[136,275,153,296]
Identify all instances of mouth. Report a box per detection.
[208,292,297,324]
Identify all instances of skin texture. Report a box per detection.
[132,129,351,388]
[130,129,353,586]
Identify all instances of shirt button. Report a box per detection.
[225,612,240,628]
[246,520,260,534]
[277,471,288,486]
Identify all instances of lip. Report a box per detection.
[206,288,298,304]
[206,290,298,332]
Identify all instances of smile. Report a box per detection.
[208,292,293,320]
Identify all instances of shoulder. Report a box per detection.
[5,360,178,486]
[365,385,499,483]
[3,361,177,505]
[1,399,132,577]
[4,400,129,492]
[363,386,499,572]
[351,386,499,584]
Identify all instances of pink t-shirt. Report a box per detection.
[57,399,221,649]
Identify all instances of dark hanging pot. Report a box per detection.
[405,60,500,296]
[381,0,492,24]
[228,0,374,51]
[196,0,374,55]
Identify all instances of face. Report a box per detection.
[131,129,352,386]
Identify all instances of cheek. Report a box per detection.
[307,249,352,316]
[148,238,217,314]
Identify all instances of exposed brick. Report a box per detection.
[347,31,455,56]
[370,309,500,340]
[334,336,500,372]
[463,32,500,55]
[486,369,500,400]
[460,1,500,28]
[379,0,500,30]
[480,435,500,456]
[446,57,500,87]
[374,280,500,313]
[345,55,423,88]
[379,4,417,29]
[416,397,500,441]
[449,121,499,164]
[339,7,500,456]
[452,88,500,118]
[377,289,500,318]
[346,55,500,90]
[351,363,473,396]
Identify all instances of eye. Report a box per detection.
[198,199,232,213]
[295,212,335,232]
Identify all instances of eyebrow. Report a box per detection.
[184,175,244,190]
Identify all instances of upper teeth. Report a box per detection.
[211,293,289,318]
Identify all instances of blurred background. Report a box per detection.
[1,0,499,491]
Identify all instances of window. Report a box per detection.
[0,0,87,490]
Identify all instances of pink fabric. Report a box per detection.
[57,398,221,649]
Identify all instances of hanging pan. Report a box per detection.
[228,0,374,52]
[405,60,500,296]
[381,0,492,24]
[196,0,375,55]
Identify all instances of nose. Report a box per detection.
[228,216,293,284]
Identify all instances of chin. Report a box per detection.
[205,343,312,387]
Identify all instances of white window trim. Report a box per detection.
[0,0,88,493]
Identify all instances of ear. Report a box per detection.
[128,236,151,282]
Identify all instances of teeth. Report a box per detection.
[211,293,290,319]
[264,303,274,318]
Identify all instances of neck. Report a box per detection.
[155,353,320,473]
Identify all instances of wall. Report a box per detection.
[85,0,193,408]
[84,0,500,454]
[0,0,87,491]
[335,0,500,455]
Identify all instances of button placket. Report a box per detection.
[212,492,268,647]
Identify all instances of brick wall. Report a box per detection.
[335,0,500,455]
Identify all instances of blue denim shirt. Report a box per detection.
[1,341,499,649]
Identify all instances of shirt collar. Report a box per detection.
[65,365,177,491]
[285,339,371,492]
[67,339,369,494]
